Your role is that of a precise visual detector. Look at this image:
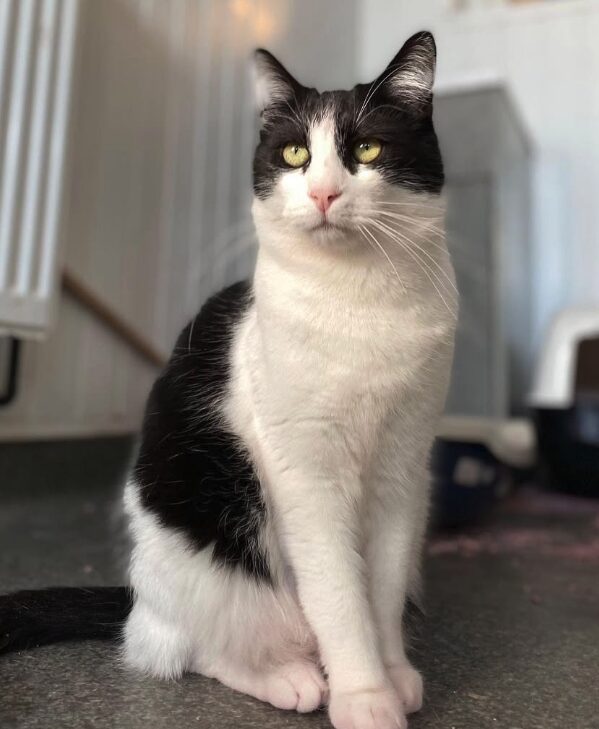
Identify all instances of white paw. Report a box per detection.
[387,663,423,714]
[329,686,407,729]
[262,661,328,713]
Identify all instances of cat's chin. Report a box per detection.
[309,222,356,246]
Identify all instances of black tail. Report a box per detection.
[0,586,133,654]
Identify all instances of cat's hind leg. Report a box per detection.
[123,598,191,679]
[124,481,327,711]
[204,659,328,713]
[189,570,329,712]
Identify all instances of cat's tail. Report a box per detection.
[0,586,133,654]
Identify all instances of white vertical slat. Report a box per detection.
[185,0,216,315]
[15,0,59,294]
[213,5,238,260]
[231,0,260,283]
[0,0,36,290]
[165,1,197,341]
[152,0,187,348]
[0,0,15,132]
[36,0,78,301]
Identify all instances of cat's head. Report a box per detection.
[252,32,443,251]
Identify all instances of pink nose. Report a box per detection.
[309,187,341,213]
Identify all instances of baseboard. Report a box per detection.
[0,422,138,442]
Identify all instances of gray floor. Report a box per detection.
[1,440,598,729]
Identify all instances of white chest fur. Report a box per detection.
[225,226,457,481]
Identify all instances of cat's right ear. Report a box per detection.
[252,49,300,112]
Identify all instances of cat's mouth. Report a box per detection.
[310,220,348,234]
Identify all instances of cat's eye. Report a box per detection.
[282,143,310,168]
[353,139,382,164]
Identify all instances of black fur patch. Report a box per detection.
[134,281,271,581]
[253,36,443,199]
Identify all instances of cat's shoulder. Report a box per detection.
[142,280,253,420]
[172,280,253,358]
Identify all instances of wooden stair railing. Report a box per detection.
[62,267,168,369]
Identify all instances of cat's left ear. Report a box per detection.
[252,49,301,112]
[377,31,437,112]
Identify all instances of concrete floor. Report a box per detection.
[1,440,598,729]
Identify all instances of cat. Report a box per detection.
[0,31,457,729]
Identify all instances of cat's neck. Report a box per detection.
[253,234,398,311]
[252,221,454,314]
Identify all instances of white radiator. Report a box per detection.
[0,0,78,338]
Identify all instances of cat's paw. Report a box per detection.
[263,661,328,713]
[386,663,423,714]
[329,686,407,729]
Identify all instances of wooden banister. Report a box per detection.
[62,267,168,369]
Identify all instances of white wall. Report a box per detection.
[360,0,599,366]
[0,0,358,439]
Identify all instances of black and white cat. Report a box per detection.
[1,32,457,729]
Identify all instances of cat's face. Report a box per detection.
[252,32,443,248]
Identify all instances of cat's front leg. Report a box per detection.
[366,467,429,716]
[265,459,406,729]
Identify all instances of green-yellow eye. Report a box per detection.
[282,143,310,168]
[353,138,382,164]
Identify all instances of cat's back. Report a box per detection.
[128,279,269,578]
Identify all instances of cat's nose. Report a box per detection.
[309,187,342,214]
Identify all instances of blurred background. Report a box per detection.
[1,2,599,727]
[0,0,597,437]
[1,0,599,508]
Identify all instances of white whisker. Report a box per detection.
[356,103,405,127]
[356,61,404,124]
[368,220,457,320]
[370,210,445,237]
[358,224,407,293]
[376,200,443,208]
[374,218,458,297]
